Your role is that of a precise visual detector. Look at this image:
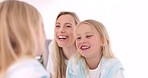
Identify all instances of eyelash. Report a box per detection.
[55,25,72,28]
[55,25,60,28]
[86,35,93,38]
[76,37,81,40]
[66,25,72,28]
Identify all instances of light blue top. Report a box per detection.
[66,56,124,78]
[4,57,50,78]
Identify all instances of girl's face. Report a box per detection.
[54,15,76,47]
[76,24,103,59]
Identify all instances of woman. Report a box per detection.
[46,11,80,78]
[0,1,49,78]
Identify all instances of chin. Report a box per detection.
[59,43,70,48]
[58,44,66,47]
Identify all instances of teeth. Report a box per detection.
[81,46,90,49]
[58,36,67,38]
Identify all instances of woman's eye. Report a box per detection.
[55,25,60,28]
[66,25,72,28]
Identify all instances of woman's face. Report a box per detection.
[54,15,76,47]
[76,24,103,59]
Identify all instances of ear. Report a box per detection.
[100,38,104,46]
[102,39,109,47]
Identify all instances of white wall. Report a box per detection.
[1,0,148,78]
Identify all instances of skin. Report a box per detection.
[54,14,77,59]
[76,23,103,69]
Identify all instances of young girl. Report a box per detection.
[66,19,124,78]
[0,1,49,78]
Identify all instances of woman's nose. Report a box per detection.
[59,27,65,33]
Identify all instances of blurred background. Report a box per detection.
[1,0,148,78]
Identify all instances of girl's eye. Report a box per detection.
[76,37,81,40]
[86,35,93,38]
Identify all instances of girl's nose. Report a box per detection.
[80,38,87,43]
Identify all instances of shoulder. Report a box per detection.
[48,40,54,57]
[48,40,53,50]
[67,55,86,72]
[7,58,49,78]
[67,55,77,69]
[102,57,123,69]
[68,54,82,66]
[101,57,124,78]
[67,55,79,72]
[46,40,54,72]
[67,55,87,78]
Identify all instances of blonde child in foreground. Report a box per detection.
[0,0,49,78]
[66,19,124,78]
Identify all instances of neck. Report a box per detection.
[62,44,77,60]
[86,53,102,70]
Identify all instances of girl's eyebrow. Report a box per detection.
[76,32,93,36]
[85,32,93,34]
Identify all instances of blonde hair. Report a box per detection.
[75,19,115,75]
[0,0,44,74]
[77,19,114,58]
[53,11,80,78]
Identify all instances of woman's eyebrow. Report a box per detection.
[55,22,60,24]
[65,23,72,25]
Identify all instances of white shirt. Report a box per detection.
[46,41,54,75]
[89,61,101,78]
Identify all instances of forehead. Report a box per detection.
[56,15,75,24]
[76,23,94,34]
